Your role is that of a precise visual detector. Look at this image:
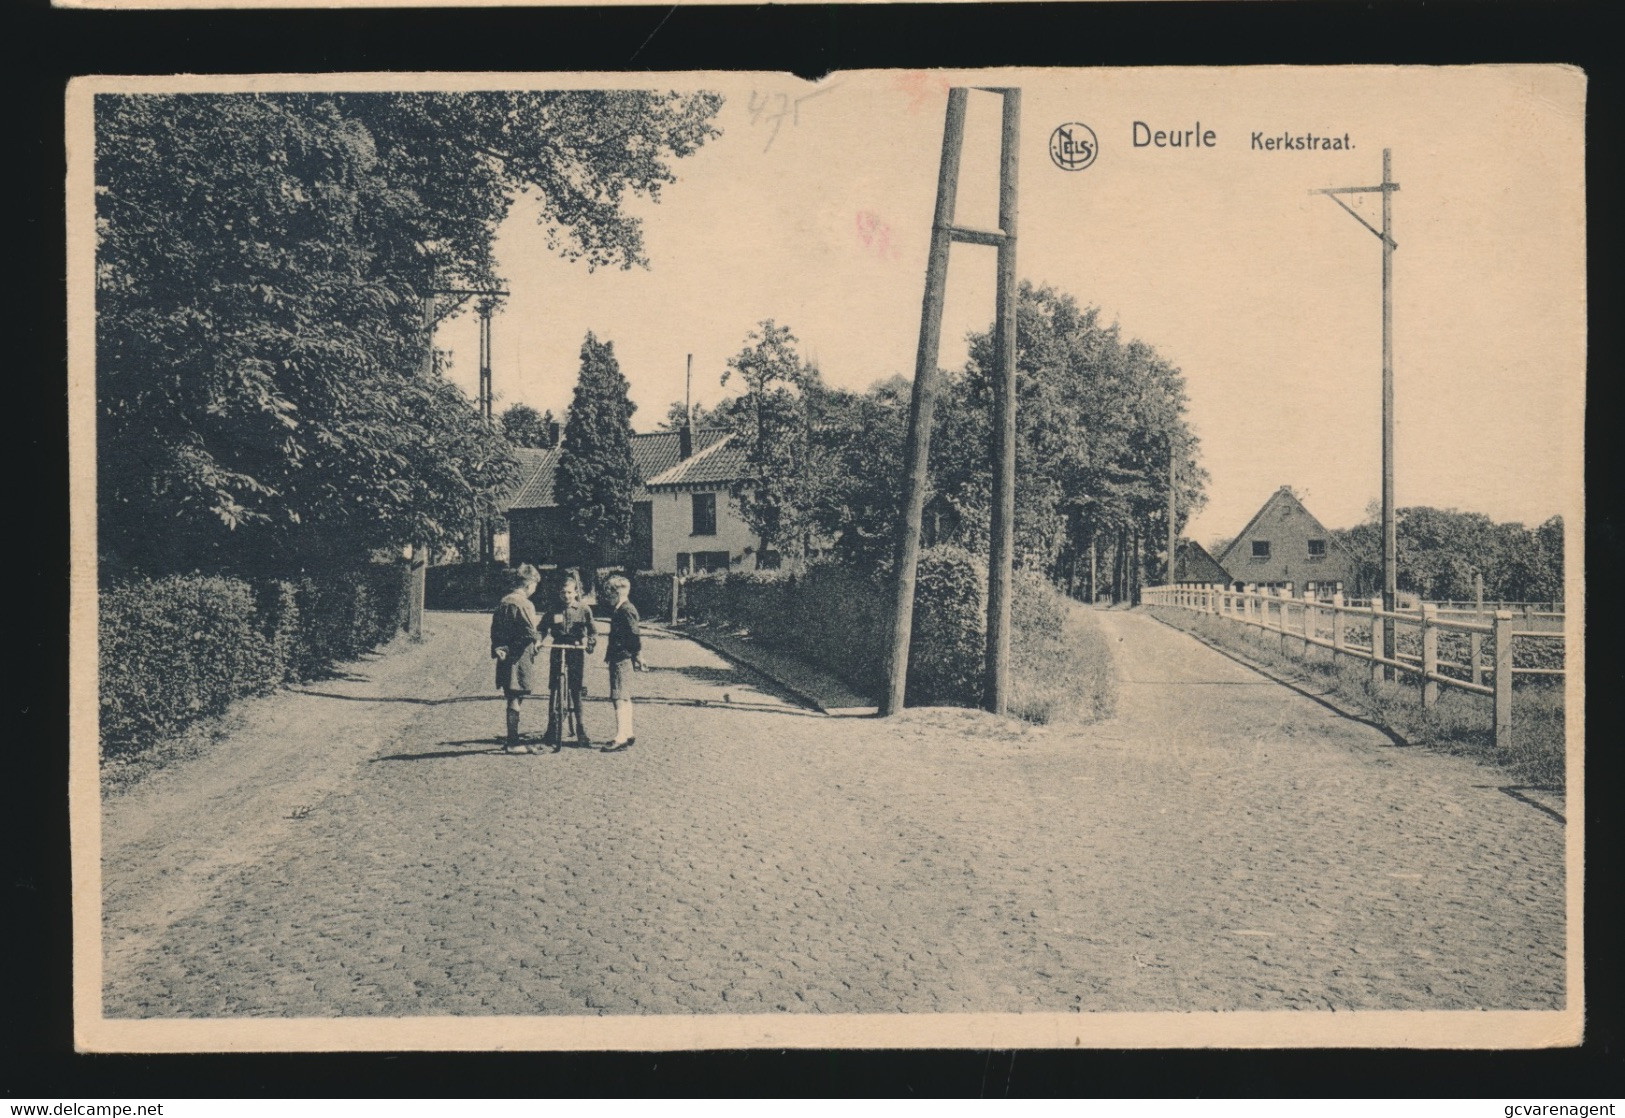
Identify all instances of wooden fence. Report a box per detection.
[1141,584,1566,749]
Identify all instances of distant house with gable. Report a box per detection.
[1216,485,1353,598]
[501,427,759,575]
[1172,539,1233,586]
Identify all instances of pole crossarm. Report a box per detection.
[1312,187,1399,249]
[946,224,1010,247]
[423,288,512,329]
[1312,184,1400,195]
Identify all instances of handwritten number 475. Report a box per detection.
[748,85,841,152]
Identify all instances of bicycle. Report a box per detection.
[546,642,590,752]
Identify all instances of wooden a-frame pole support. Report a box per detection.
[883,87,1022,716]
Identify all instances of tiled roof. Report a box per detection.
[1175,540,1232,584]
[644,433,752,489]
[502,429,737,511]
[630,427,730,483]
[505,447,562,510]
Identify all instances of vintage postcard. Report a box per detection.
[69,67,1585,1052]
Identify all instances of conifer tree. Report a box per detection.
[554,333,639,576]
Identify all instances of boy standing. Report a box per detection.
[601,574,644,752]
[491,564,543,754]
[542,574,597,749]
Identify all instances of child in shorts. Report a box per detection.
[542,573,597,749]
[490,564,543,754]
[601,574,644,752]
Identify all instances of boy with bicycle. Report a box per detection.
[542,572,597,749]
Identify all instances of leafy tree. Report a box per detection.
[1533,515,1565,602]
[554,333,639,574]
[499,403,557,448]
[659,399,712,432]
[937,283,1205,592]
[809,377,911,571]
[1330,507,1565,602]
[720,320,824,563]
[96,90,722,576]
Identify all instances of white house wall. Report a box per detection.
[648,488,759,573]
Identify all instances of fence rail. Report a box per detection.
[1141,584,1567,750]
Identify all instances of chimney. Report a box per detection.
[547,420,561,448]
[679,423,693,461]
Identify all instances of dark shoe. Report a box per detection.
[601,737,635,753]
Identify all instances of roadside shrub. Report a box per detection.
[784,563,888,689]
[256,579,304,686]
[425,563,513,611]
[100,575,278,754]
[99,564,411,759]
[906,546,986,705]
[626,571,676,621]
[671,549,1112,721]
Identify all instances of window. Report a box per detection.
[691,492,717,536]
[676,552,692,575]
[1251,540,1271,560]
[1307,538,1326,558]
[693,551,730,573]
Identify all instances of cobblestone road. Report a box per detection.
[101,607,1566,1018]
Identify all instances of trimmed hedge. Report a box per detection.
[673,548,1115,721]
[425,563,515,612]
[674,547,984,707]
[99,565,411,756]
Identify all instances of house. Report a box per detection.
[1216,485,1353,598]
[1172,539,1233,586]
[501,428,759,574]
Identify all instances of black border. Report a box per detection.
[13,0,1623,1098]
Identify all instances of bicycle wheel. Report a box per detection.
[550,654,567,751]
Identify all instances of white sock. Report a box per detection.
[615,700,634,742]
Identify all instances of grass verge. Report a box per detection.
[1009,578,1118,725]
[1144,605,1564,789]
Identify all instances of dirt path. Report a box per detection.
[100,606,1566,1017]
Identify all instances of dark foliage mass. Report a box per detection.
[675,549,1115,721]
[95,91,722,576]
[99,566,410,753]
[554,333,640,575]
[707,285,1203,596]
[498,403,558,449]
[1332,508,1564,602]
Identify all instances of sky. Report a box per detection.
[432,67,1586,547]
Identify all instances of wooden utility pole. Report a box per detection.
[476,299,497,563]
[884,87,1020,715]
[1314,151,1399,675]
[477,298,495,422]
[983,89,1021,715]
[888,87,1035,716]
[1166,441,1178,585]
[882,89,965,716]
[426,287,509,566]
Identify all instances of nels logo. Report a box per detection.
[1049,123,1098,171]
